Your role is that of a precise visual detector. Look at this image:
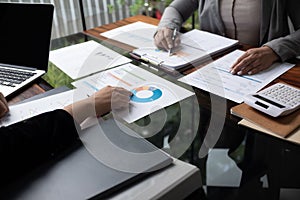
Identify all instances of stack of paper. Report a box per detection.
[100,21,158,48]
[132,29,239,71]
[49,40,131,80]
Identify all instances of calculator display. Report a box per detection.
[254,101,269,109]
[253,94,285,108]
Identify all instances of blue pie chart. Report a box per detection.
[131,86,162,103]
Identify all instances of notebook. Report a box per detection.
[0,118,173,200]
[0,2,54,97]
[231,103,300,138]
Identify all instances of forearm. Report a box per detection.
[158,0,199,30]
[64,97,96,125]
[0,110,79,159]
[264,0,300,61]
[0,110,79,185]
[264,29,300,61]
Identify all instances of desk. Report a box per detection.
[83,15,300,200]
[98,159,202,200]
[4,16,203,199]
[6,15,300,200]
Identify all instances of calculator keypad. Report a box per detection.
[260,83,300,108]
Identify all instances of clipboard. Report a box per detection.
[131,46,209,72]
[130,29,239,72]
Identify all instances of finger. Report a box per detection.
[154,31,166,49]
[114,87,132,96]
[0,92,9,112]
[111,91,131,105]
[231,52,249,70]
[0,92,8,105]
[236,64,256,75]
[247,64,269,75]
[230,49,257,72]
[111,98,131,110]
[163,29,174,49]
[235,59,262,75]
[155,30,170,50]
[231,56,255,75]
[112,91,131,100]
[174,35,181,48]
[0,101,9,118]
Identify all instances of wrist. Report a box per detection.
[64,97,96,124]
[263,46,280,62]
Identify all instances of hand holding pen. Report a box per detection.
[154,27,181,54]
[168,28,177,56]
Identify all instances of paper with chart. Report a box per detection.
[100,21,157,48]
[72,63,194,123]
[49,40,131,80]
[179,50,294,103]
[0,89,87,127]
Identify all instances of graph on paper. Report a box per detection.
[179,50,294,103]
[72,63,194,123]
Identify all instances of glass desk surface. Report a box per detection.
[45,32,300,200]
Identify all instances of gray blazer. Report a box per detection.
[159,0,300,61]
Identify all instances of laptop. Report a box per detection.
[0,118,173,200]
[0,2,54,97]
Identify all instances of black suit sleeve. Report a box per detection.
[0,109,80,185]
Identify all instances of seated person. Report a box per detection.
[0,86,132,186]
[154,0,300,75]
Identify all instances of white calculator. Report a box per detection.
[244,83,300,117]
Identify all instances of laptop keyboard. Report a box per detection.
[0,68,36,87]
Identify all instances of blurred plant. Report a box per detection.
[108,0,171,16]
[182,11,199,31]
[108,0,198,31]
[129,0,144,16]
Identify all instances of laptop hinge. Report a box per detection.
[0,63,37,71]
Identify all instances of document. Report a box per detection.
[100,21,157,48]
[181,29,239,55]
[49,40,131,80]
[0,89,87,127]
[131,29,239,71]
[72,63,194,123]
[179,50,294,103]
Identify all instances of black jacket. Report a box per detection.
[0,109,80,186]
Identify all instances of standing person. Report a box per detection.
[0,86,132,186]
[154,0,300,75]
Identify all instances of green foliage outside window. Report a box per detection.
[110,0,198,31]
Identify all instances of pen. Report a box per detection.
[168,28,177,56]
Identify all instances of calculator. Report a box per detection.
[244,83,300,117]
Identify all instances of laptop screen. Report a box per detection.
[0,3,54,71]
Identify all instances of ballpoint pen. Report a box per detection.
[168,28,177,56]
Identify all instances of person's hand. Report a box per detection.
[0,92,9,118]
[230,46,280,75]
[64,86,132,124]
[91,86,132,117]
[154,27,180,51]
